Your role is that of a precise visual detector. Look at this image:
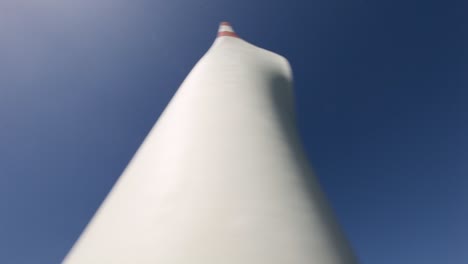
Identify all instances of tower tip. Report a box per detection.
[217,21,239,38]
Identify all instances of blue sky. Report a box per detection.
[0,0,466,263]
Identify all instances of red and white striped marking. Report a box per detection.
[217,22,239,38]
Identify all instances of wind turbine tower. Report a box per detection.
[64,22,358,264]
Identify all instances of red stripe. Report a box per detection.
[220,22,231,26]
[217,31,238,38]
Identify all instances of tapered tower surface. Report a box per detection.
[64,22,358,264]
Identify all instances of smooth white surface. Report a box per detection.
[218,24,234,33]
[64,27,358,264]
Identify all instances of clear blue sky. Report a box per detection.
[0,0,466,263]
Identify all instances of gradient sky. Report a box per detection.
[0,1,466,263]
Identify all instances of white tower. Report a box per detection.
[64,22,358,264]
